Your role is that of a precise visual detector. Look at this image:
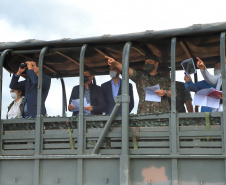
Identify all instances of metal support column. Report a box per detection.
[170,37,178,185]
[34,46,48,185]
[220,32,226,184]
[120,42,132,185]
[78,44,87,185]
[60,78,67,116]
[0,49,11,154]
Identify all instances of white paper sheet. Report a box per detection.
[143,84,161,102]
[71,98,89,111]
[194,88,220,109]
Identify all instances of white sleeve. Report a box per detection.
[200,69,219,86]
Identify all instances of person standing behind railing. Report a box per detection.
[9,61,51,118]
[158,66,193,113]
[197,57,225,112]
[105,54,171,114]
[184,74,215,112]
[101,65,134,115]
[7,88,25,119]
[68,69,105,116]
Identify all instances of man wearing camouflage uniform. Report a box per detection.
[105,54,171,114]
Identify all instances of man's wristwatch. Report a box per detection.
[164,90,168,97]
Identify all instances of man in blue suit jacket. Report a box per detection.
[101,66,134,115]
[10,61,51,118]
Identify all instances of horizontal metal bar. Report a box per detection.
[1,154,226,160]
[179,131,222,137]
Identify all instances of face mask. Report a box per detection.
[109,70,117,79]
[84,76,90,83]
[144,63,156,73]
[10,92,17,100]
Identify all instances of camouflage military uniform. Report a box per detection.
[130,69,171,114]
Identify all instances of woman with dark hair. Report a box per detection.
[7,88,25,119]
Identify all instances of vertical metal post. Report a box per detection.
[34,46,48,185]
[77,44,87,185]
[120,42,132,185]
[35,46,48,153]
[220,32,226,183]
[0,49,11,155]
[60,78,67,116]
[170,37,178,185]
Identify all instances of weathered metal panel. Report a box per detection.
[0,160,34,185]
[40,159,77,185]
[178,159,224,185]
[83,159,119,185]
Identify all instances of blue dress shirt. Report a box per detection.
[111,79,121,101]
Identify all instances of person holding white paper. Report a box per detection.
[105,54,171,114]
[159,66,193,113]
[197,57,226,111]
[68,69,105,116]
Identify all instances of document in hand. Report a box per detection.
[71,98,89,111]
[143,84,161,102]
[194,88,221,108]
[181,58,196,76]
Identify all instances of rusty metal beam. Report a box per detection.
[179,41,193,58]
[56,51,80,66]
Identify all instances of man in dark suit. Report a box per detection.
[101,66,134,115]
[10,61,51,118]
[68,69,105,116]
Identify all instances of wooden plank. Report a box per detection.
[2,135,35,140]
[42,149,78,155]
[86,132,169,138]
[130,148,170,155]
[1,150,35,155]
[179,131,222,137]
[180,125,221,131]
[43,143,77,149]
[44,129,78,134]
[3,144,35,150]
[3,139,35,143]
[179,148,223,155]
[43,133,77,139]
[180,141,222,147]
[112,141,169,148]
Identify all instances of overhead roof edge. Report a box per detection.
[0,21,226,51]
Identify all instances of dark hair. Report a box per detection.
[17,89,25,96]
[84,68,96,85]
[84,68,95,76]
[145,53,159,62]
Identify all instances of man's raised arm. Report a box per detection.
[105,56,134,77]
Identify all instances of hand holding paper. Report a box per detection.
[143,84,161,102]
[194,88,222,109]
[71,98,89,112]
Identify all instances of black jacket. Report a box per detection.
[101,80,134,115]
[69,84,105,116]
